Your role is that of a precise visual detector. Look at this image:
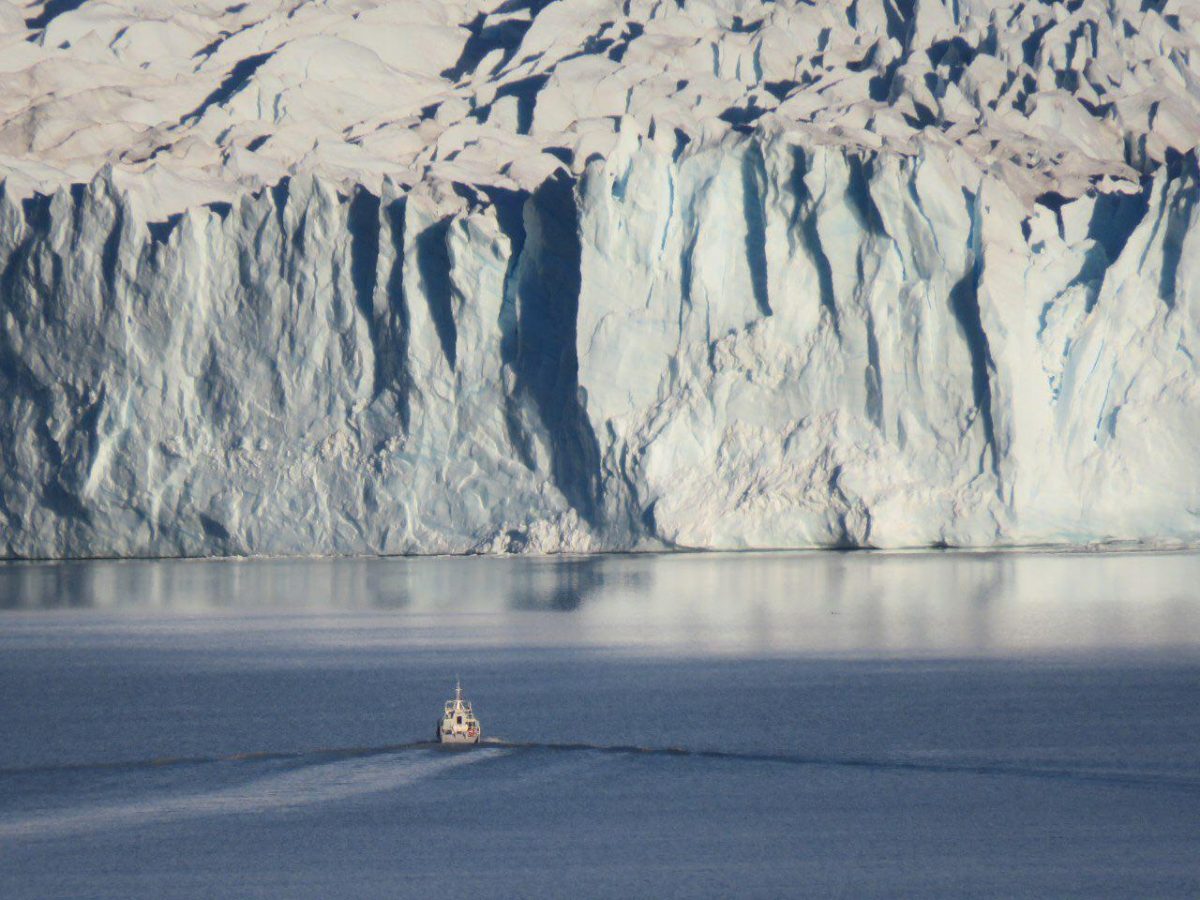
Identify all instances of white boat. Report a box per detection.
[436,679,481,745]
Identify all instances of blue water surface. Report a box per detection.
[1,551,1198,898]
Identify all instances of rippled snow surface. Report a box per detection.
[1,551,1198,897]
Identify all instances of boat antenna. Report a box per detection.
[456,675,461,702]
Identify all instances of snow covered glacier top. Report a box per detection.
[1,0,1198,216]
[4,0,1200,559]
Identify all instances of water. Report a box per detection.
[1,551,1198,897]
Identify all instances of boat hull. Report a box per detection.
[438,732,480,745]
[436,721,481,745]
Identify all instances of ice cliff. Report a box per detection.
[3,0,1200,557]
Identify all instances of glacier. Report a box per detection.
[2,0,1200,558]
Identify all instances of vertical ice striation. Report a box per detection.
[4,138,1200,557]
[0,172,587,557]
[577,136,1200,550]
[577,135,1001,549]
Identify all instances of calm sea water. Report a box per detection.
[1,551,1198,897]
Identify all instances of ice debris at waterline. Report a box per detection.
[2,0,1200,558]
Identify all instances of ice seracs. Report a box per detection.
[437,680,481,745]
[3,0,1197,217]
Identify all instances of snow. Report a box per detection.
[5,0,1198,214]
[2,0,1200,557]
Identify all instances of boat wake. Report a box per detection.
[3,738,1197,797]
[0,742,441,779]
[0,747,501,840]
[485,740,1200,793]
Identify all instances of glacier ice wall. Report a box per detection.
[4,135,1200,557]
[578,136,1200,550]
[0,172,600,556]
[3,0,1200,558]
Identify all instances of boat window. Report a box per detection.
[457,715,462,724]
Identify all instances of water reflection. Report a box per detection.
[0,550,1198,657]
[503,556,620,612]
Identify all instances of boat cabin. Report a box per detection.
[437,679,481,744]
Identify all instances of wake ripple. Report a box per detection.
[2,739,1195,795]
[0,747,502,839]
[485,740,1200,792]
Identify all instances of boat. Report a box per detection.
[436,678,481,745]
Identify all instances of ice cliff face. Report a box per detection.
[3,0,1200,557]
[580,136,1200,550]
